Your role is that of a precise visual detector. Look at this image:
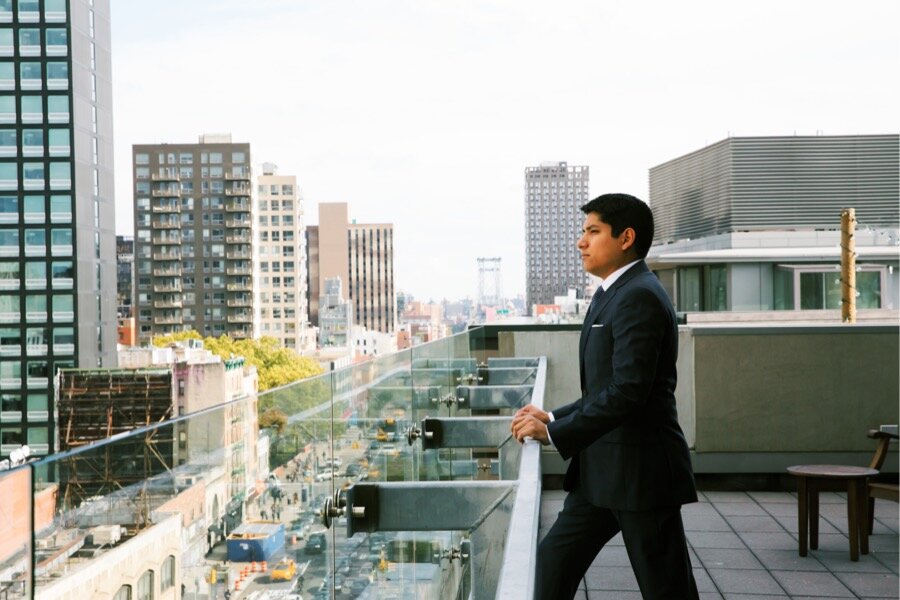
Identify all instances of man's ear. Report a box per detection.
[620,227,636,252]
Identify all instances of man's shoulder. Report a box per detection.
[615,271,674,312]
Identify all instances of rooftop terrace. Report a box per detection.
[0,323,896,599]
[544,490,898,599]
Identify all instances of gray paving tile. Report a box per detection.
[715,502,769,517]
[868,533,900,553]
[873,551,898,574]
[582,565,639,591]
[834,571,900,598]
[725,515,785,533]
[687,531,747,549]
[814,550,891,573]
[760,502,799,517]
[770,570,853,597]
[754,548,827,572]
[773,514,841,535]
[587,592,642,600]
[722,595,789,600]
[818,492,849,504]
[808,533,852,553]
[737,531,799,551]
[707,568,785,595]
[873,517,898,534]
[693,567,717,593]
[587,544,631,567]
[699,593,724,600]
[684,514,733,532]
[683,502,724,517]
[872,500,897,518]
[703,491,752,503]
[748,491,795,504]
[606,532,624,546]
[821,512,852,534]
[695,547,764,570]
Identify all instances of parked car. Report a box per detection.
[314,469,335,482]
[271,558,297,581]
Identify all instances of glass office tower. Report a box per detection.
[0,0,117,460]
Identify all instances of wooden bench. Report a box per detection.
[867,429,899,535]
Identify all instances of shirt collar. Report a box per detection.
[600,259,640,292]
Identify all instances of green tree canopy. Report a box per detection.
[258,407,288,434]
[151,333,323,392]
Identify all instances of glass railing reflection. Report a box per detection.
[2,328,544,599]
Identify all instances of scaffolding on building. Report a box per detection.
[54,369,176,516]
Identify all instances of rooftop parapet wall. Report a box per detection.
[687,324,899,454]
[501,325,898,475]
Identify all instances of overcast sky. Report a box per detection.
[110,0,900,301]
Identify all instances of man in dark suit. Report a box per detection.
[512,193,698,600]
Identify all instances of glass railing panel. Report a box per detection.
[340,480,519,600]
[0,464,31,599]
[255,370,334,599]
[29,402,239,600]
[351,349,416,486]
[410,334,465,417]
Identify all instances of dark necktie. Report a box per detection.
[586,286,605,319]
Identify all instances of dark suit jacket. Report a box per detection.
[547,261,697,511]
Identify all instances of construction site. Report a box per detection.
[54,369,176,510]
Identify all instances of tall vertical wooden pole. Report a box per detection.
[841,208,856,323]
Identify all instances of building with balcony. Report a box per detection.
[307,202,396,335]
[254,163,313,352]
[647,135,900,314]
[525,162,591,312]
[0,0,117,462]
[132,135,253,344]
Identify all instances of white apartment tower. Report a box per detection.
[254,163,312,351]
[524,162,590,311]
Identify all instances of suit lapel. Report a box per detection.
[578,261,650,387]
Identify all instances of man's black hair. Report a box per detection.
[580,193,655,259]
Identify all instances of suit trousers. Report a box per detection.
[537,490,698,600]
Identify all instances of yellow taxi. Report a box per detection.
[270,558,297,581]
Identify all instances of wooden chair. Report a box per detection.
[867,429,899,535]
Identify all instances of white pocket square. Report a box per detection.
[591,324,604,328]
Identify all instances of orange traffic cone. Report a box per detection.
[261,560,268,572]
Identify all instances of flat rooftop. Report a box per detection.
[541,490,898,599]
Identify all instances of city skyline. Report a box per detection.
[110,0,899,300]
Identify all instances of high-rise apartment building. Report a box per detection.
[525,162,590,310]
[0,0,116,460]
[132,135,253,344]
[307,202,396,335]
[254,163,312,351]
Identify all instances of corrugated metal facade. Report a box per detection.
[650,135,900,244]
